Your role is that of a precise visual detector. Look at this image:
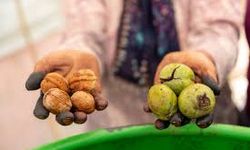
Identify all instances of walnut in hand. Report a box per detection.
[68,69,97,93]
[71,91,95,114]
[40,73,69,94]
[43,88,72,114]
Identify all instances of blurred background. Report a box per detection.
[0,0,248,150]
[0,1,87,150]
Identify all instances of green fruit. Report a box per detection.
[178,83,216,119]
[147,84,177,120]
[159,63,195,95]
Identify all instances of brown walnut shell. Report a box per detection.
[43,88,72,114]
[68,69,97,92]
[40,72,69,94]
[71,91,95,114]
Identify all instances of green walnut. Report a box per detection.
[178,83,216,119]
[147,84,177,120]
[159,63,195,95]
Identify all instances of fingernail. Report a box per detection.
[26,72,46,90]
[74,111,87,124]
[196,114,213,128]
[170,112,184,127]
[56,111,74,126]
[33,94,49,120]
[93,93,108,111]
[95,99,108,110]
[155,119,170,130]
[201,75,220,95]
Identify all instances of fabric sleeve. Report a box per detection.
[57,0,108,73]
[186,0,242,86]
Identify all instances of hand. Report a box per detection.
[146,51,220,129]
[25,50,108,125]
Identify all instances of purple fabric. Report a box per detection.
[245,0,250,117]
[114,0,179,86]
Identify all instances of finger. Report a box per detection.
[143,103,152,113]
[74,111,87,124]
[33,93,50,119]
[154,57,169,84]
[56,111,74,126]
[26,52,73,91]
[25,72,46,90]
[170,112,191,127]
[196,113,214,128]
[194,75,202,83]
[154,119,170,130]
[91,90,108,111]
[201,75,220,95]
[170,112,185,127]
[181,116,191,126]
[34,52,73,76]
[66,52,102,92]
[154,51,219,86]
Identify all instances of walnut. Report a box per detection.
[71,91,95,114]
[40,73,69,94]
[68,69,97,92]
[43,88,72,114]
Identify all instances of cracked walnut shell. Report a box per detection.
[68,69,97,92]
[40,72,69,94]
[43,88,72,114]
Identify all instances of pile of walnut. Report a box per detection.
[35,69,108,126]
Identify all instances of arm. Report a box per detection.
[26,0,110,125]
[151,0,241,129]
[58,0,108,72]
[186,0,241,86]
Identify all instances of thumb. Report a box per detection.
[25,58,50,91]
[154,51,220,95]
[25,72,46,91]
[201,75,220,95]
[25,52,73,91]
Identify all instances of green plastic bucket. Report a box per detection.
[36,124,250,150]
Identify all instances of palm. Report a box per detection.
[26,50,107,126]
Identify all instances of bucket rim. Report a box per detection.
[35,123,250,150]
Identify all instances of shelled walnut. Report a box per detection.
[71,91,95,114]
[68,69,97,92]
[43,88,72,114]
[40,72,69,94]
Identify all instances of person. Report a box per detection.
[241,0,250,126]
[26,0,241,130]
